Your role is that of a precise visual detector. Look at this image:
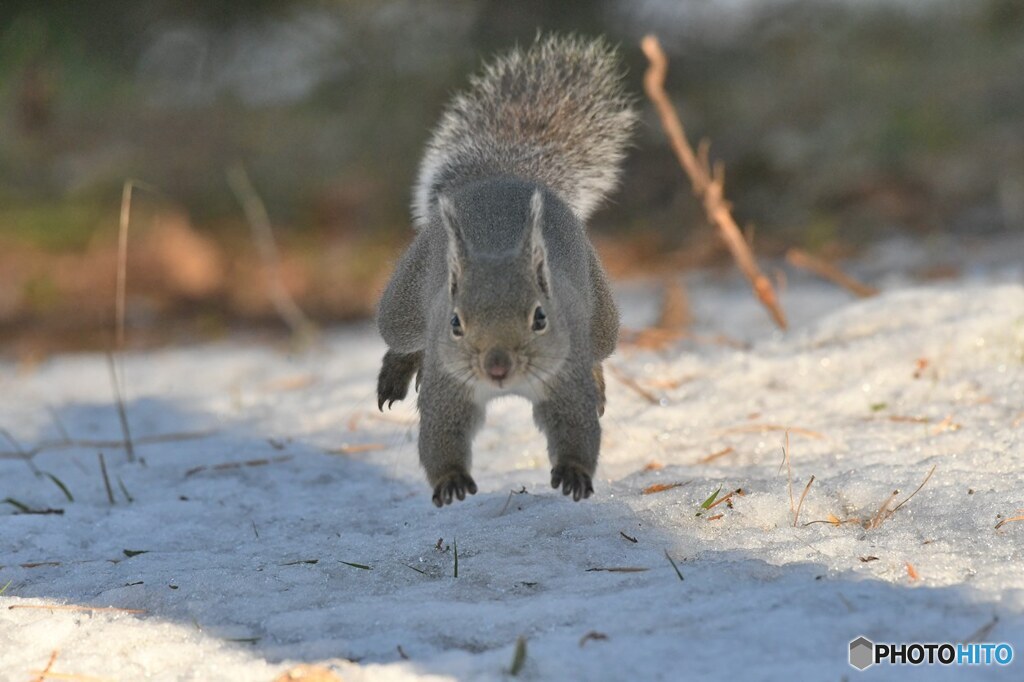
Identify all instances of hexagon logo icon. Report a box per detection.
[849,636,875,670]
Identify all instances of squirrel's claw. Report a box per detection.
[377,350,422,412]
[431,472,478,507]
[551,464,594,502]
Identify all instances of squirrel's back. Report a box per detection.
[413,35,635,228]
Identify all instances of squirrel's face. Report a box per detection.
[437,190,569,395]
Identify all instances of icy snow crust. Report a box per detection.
[1,281,1022,680]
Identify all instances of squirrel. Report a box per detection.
[376,35,635,507]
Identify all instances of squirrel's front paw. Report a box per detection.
[431,471,478,507]
[551,464,595,502]
[377,351,420,411]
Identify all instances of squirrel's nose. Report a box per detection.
[483,348,512,381]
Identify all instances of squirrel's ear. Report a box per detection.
[438,194,467,296]
[527,190,551,297]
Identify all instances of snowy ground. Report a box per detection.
[1,246,1023,681]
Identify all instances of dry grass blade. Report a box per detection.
[723,423,824,439]
[642,482,687,495]
[273,665,344,682]
[509,636,527,676]
[115,181,133,353]
[0,430,215,461]
[793,475,815,527]
[995,512,1024,530]
[606,364,660,405]
[184,455,292,478]
[32,649,59,682]
[98,453,115,505]
[963,615,999,643]
[867,491,900,529]
[585,567,650,573]
[704,488,744,512]
[0,427,39,476]
[888,465,937,516]
[657,278,691,332]
[227,163,317,342]
[785,248,879,298]
[783,431,795,517]
[106,353,135,463]
[326,443,387,456]
[866,465,937,529]
[579,631,609,647]
[9,604,146,614]
[641,35,786,329]
[111,180,159,462]
[696,446,734,464]
[29,672,114,682]
[664,550,684,581]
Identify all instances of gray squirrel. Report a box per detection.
[376,35,635,506]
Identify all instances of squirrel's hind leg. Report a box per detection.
[377,350,422,411]
[418,366,483,507]
[534,363,602,501]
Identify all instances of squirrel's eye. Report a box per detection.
[451,313,464,337]
[532,306,547,332]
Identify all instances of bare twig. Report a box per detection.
[227,163,317,341]
[641,35,786,329]
[786,248,879,298]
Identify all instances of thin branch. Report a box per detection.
[786,248,878,298]
[641,35,786,329]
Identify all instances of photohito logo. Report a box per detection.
[849,636,1014,670]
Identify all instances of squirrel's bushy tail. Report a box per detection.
[413,35,636,228]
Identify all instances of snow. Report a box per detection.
[1,264,1023,680]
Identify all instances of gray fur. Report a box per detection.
[413,34,636,227]
[376,36,631,506]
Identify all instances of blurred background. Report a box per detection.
[1,0,1022,356]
